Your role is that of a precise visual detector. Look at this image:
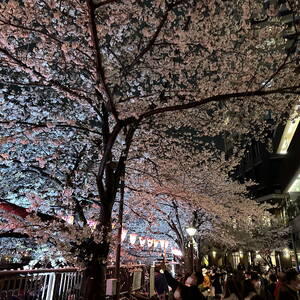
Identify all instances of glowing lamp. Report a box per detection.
[284,248,290,258]
[186,226,197,237]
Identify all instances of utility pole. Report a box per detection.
[292,233,299,271]
[114,174,125,300]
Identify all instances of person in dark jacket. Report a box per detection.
[162,266,205,300]
[243,272,261,300]
[223,275,243,300]
[274,272,285,299]
[154,266,169,300]
[266,273,277,300]
[276,269,300,300]
[211,268,223,297]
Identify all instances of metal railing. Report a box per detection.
[0,263,179,299]
[107,264,149,296]
[0,268,83,300]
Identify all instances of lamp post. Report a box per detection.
[186,226,197,271]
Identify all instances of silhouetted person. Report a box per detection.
[276,269,300,300]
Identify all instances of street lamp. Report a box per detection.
[186,226,197,271]
[186,227,197,237]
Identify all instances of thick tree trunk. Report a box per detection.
[82,260,107,300]
[81,198,113,300]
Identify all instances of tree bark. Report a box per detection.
[81,196,113,300]
[82,259,107,300]
[84,121,136,299]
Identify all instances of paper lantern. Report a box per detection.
[164,240,169,250]
[160,240,166,249]
[147,238,154,248]
[121,229,128,242]
[139,236,146,247]
[130,233,137,245]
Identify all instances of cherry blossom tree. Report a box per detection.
[123,153,290,270]
[239,218,290,268]
[123,154,276,272]
[0,0,300,298]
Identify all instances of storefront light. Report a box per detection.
[277,102,300,155]
[284,248,290,258]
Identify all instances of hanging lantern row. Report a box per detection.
[121,229,170,250]
[61,217,173,251]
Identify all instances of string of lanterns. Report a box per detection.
[61,217,182,256]
[121,229,182,256]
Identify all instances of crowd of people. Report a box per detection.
[154,263,300,300]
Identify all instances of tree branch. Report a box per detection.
[10,158,62,185]
[0,19,63,44]
[86,0,119,122]
[172,200,186,243]
[94,0,119,8]
[0,120,101,135]
[97,121,123,191]
[22,166,62,186]
[138,85,300,121]
[0,231,29,239]
[0,19,93,62]
[65,146,88,225]
[0,47,101,118]
[113,124,137,198]
[126,0,184,72]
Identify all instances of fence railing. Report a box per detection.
[107,264,150,296]
[0,268,83,300]
[0,262,179,299]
